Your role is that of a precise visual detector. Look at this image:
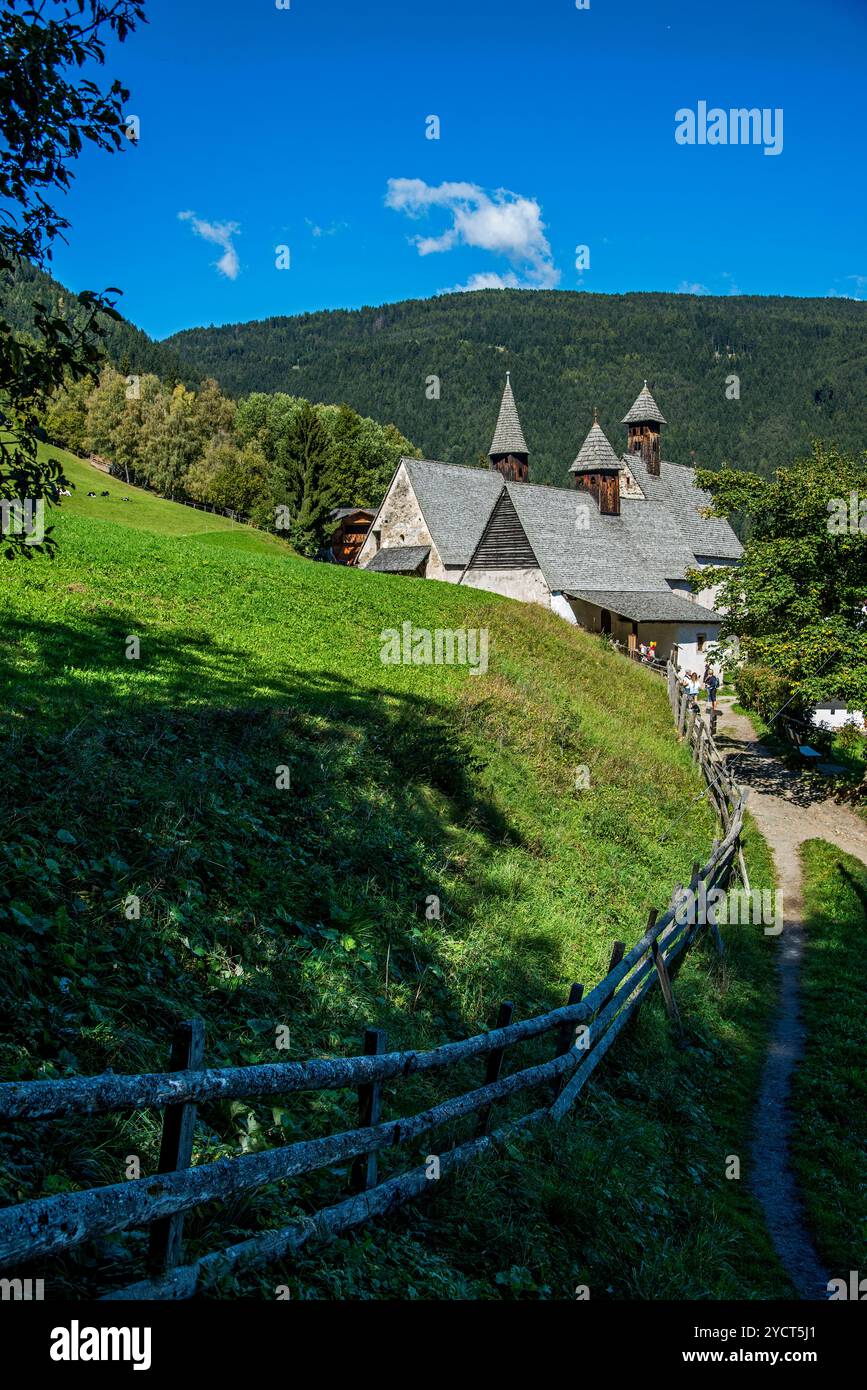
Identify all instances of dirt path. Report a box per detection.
[714,698,867,1300]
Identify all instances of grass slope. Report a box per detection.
[40,442,287,555]
[792,841,867,1277]
[0,474,787,1298]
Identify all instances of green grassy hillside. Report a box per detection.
[0,470,787,1298]
[40,443,287,555]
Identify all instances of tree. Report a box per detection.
[272,401,337,555]
[137,383,200,498]
[0,0,145,558]
[692,443,867,708]
[185,436,269,515]
[44,375,94,455]
[322,402,418,505]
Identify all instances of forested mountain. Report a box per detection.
[164,290,867,484]
[2,261,187,383]
[7,263,866,486]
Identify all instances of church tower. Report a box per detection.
[569,411,621,516]
[622,381,666,477]
[489,373,529,482]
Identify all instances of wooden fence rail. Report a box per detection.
[0,662,746,1299]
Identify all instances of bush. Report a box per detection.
[734,663,798,720]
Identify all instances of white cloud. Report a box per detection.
[441,270,522,293]
[178,210,241,280]
[305,218,348,239]
[385,178,559,290]
[677,280,711,295]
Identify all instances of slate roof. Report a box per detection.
[570,420,622,473]
[372,449,741,592]
[489,374,528,457]
[622,383,667,425]
[364,545,430,573]
[650,463,743,561]
[504,482,693,593]
[403,458,503,566]
[567,590,722,624]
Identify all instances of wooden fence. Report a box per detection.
[0,664,747,1300]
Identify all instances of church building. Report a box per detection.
[357,377,742,672]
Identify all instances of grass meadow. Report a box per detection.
[0,464,789,1298]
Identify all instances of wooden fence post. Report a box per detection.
[677,688,688,737]
[476,1001,514,1135]
[598,942,626,1013]
[147,1018,205,1274]
[350,1028,387,1193]
[551,984,584,1101]
[647,911,684,1041]
[693,719,704,764]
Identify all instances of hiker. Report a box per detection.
[705,668,720,711]
[686,670,701,713]
[639,642,648,662]
[647,640,658,665]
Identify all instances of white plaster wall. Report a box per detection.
[693,559,739,613]
[811,704,865,731]
[670,623,722,674]
[551,592,578,624]
[462,567,551,607]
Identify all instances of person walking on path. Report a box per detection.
[705,668,720,711]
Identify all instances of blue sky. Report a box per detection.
[50,0,867,339]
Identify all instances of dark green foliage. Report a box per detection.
[2,260,187,386]
[273,399,337,554]
[693,443,867,706]
[162,289,867,485]
[0,1,146,556]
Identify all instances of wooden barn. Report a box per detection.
[327,507,376,565]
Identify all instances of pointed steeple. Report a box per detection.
[622,381,666,425]
[570,413,621,515]
[489,372,529,481]
[570,417,622,475]
[622,381,666,476]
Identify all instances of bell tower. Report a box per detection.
[622,381,666,478]
[488,373,529,482]
[569,410,621,516]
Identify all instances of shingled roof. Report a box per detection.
[622,382,667,425]
[403,459,502,566]
[489,373,528,457]
[567,590,722,624]
[570,418,622,473]
[364,545,430,574]
[643,463,743,561]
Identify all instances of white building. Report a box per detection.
[358,378,742,673]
